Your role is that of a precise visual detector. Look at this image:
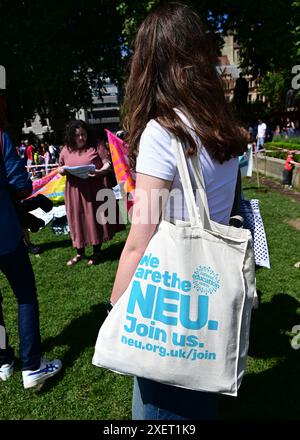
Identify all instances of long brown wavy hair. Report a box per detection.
[64,120,96,151]
[124,2,248,166]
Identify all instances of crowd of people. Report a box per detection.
[247,117,299,189]
[248,116,299,150]
[16,140,60,177]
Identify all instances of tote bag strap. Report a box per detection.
[171,135,212,229]
[189,153,210,216]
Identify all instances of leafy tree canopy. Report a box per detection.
[0,0,299,135]
[119,0,299,76]
[0,0,122,134]
[117,0,299,116]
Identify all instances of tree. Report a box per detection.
[292,1,300,58]
[117,0,226,52]
[217,0,297,75]
[259,71,287,111]
[118,0,299,76]
[0,0,123,138]
[1,0,299,138]
[117,0,299,121]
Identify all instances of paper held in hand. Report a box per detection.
[62,164,96,179]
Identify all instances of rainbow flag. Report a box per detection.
[105,130,136,210]
[30,168,66,204]
[32,168,59,192]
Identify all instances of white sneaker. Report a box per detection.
[22,358,62,389]
[0,361,14,381]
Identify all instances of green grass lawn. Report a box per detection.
[0,179,299,420]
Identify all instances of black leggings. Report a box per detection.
[76,244,101,255]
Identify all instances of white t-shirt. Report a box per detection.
[136,119,238,225]
[257,123,267,138]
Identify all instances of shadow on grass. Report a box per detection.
[100,242,124,262]
[37,238,72,253]
[38,303,108,394]
[36,237,125,261]
[42,303,107,368]
[243,186,269,193]
[220,293,300,420]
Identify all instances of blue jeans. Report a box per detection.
[132,377,218,420]
[256,137,265,150]
[0,240,41,370]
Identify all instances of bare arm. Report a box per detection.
[58,148,67,175]
[290,160,299,167]
[58,167,67,175]
[89,159,112,177]
[110,172,172,305]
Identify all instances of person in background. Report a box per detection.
[0,123,62,388]
[247,124,255,143]
[285,118,295,137]
[18,141,27,166]
[274,125,281,136]
[42,143,50,175]
[33,146,40,166]
[26,140,34,171]
[48,143,57,164]
[256,119,267,151]
[108,2,248,420]
[58,120,125,266]
[282,152,296,189]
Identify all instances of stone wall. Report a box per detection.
[253,154,300,189]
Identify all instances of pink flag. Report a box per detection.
[105,130,136,211]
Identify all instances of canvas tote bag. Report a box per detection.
[93,136,256,396]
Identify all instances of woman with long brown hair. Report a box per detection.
[59,120,124,266]
[109,2,248,419]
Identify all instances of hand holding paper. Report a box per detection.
[62,164,96,179]
[88,161,112,178]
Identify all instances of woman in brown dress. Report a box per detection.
[58,120,124,266]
